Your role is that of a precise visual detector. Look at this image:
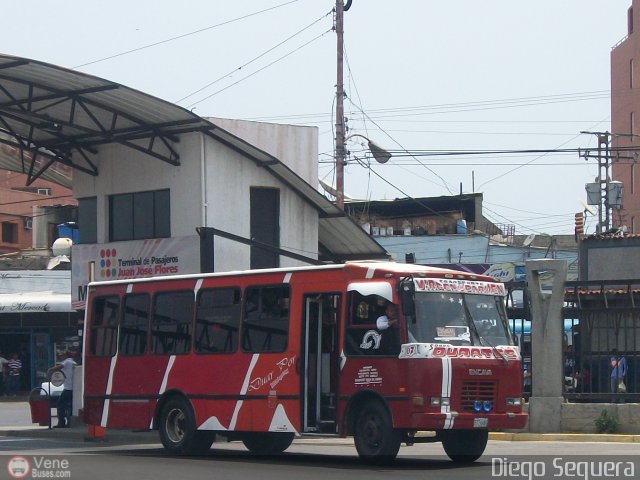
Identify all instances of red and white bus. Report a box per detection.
[82,261,526,462]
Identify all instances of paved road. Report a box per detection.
[0,436,638,480]
[1,401,639,480]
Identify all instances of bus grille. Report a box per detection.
[460,381,496,411]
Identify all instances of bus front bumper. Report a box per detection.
[409,411,528,431]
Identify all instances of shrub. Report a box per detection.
[594,410,619,434]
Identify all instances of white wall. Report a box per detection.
[73,120,319,273]
[73,133,203,243]
[207,117,318,185]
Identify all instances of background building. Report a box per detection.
[611,0,640,232]
[0,169,76,254]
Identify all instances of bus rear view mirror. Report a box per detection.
[399,277,416,320]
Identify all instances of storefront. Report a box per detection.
[0,271,81,393]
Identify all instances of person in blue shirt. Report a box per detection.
[610,348,627,396]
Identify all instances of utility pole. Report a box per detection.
[580,131,612,233]
[580,131,632,233]
[334,0,346,210]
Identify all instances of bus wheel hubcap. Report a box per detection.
[363,414,382,448]
[166,408,186,443]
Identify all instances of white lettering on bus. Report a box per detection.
[359,330,382,350]
[414,278,505,296]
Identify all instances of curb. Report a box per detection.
[0,427,157,445]
[489,432,640,443]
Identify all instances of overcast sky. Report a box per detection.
[1,0,632,235]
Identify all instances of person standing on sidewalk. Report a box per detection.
[47,351,76,428]
[610,348,627,401]
[6,353,22,396]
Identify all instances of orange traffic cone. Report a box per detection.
[85,424,106,441]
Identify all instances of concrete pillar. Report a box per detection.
[526,259,567,433]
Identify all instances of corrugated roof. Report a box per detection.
[0,54,387,262]
[0,54,213,181]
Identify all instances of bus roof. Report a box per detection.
[87,261,497,288]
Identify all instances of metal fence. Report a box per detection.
[506,280,640,403]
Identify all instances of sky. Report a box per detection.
[0,0,632,235]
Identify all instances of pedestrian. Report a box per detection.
[610,348,627,400]
[47,351,76,428]
[6,353,22,396]
[0,352,8,396]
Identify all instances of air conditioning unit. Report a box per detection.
[23,217,33,230]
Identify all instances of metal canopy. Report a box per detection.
[0,54,387,262]
[0,54,214,185]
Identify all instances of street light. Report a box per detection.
[330,133,391,206]
[346,134,392,164]
[328,133,391,207]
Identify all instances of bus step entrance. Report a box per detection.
[318,420,337,434]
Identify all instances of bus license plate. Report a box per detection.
[473,417,488,428]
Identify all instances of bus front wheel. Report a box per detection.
[439,429,488,463]
[241,432,294,454]
[354,401,401,463]
[159,397,214,455]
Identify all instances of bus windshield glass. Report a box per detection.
[408,292,513,346]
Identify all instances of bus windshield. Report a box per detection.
[408,292,513,346]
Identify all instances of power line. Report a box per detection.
[73,0,300,69]
[477,118,609,188]
[243,89,614,123]
[0,194,74,207]
[187,28,332,108]
[175,9,332,104]
[345,96,456,195]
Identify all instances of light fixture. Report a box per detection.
[345,133,392,164]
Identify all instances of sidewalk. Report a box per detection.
[1,401,639,444]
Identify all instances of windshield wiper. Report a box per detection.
[463,303,508,365]
[478,331,509,365]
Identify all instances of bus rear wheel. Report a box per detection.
[241,432,294,454]
[439,429,488,463]
[159,397,214,455]
[354,401,401,463]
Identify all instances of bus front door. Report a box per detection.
[302,294,340,434]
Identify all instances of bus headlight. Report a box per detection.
[506,397,522,407]
[483,400,492,412]
[473,400,483,412]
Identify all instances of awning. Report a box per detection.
[0,292,73,313]
[0,54,388,263]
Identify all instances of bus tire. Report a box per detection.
[354,401,401,463]
[440,429,488,463]
[159,397,213,455]
[241,432,294,454]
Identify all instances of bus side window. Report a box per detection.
[195,287,241,354]
[151,291,194,355]
[90,296,120,357]
[120,294,149,355]
[241,285,290,353]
